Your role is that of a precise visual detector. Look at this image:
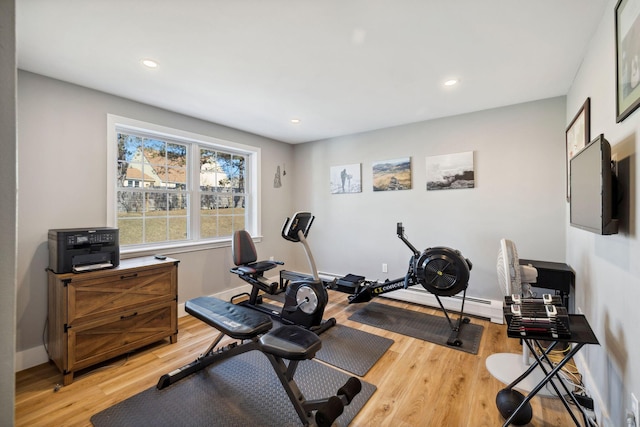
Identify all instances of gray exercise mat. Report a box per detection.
[348,302,484,354]
[91,350,376,427]
[315,323,393,376]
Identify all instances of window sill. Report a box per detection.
[120,236,263,258]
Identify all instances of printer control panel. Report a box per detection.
[66,231,117,246]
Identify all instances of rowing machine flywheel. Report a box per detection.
[414,247,471,297]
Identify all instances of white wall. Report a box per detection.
[16,71,297,370]
[291,97,568,304]
[566,1,640,425]
[1,0,17,423]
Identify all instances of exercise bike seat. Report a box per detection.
[259,325,322,360]
[186,296,273,340]
[232,230,281,274]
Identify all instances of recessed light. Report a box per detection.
[290,118,301,124]
[444,79,459,87]
[141,59,159,69]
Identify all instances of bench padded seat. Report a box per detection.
[259,325,322,360]
[186,296,273,340]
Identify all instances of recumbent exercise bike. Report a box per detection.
[230,212,335,335]
[348,222,473,347]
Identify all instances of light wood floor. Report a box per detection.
[15,290,578,426]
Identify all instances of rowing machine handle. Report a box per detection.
[396,222,420,256]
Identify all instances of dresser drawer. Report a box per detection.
[67,265,176,324]
[67,301,177,373]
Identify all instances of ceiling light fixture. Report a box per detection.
[444,79,459,87]
[291,118,301,124]
[141,59,159,69]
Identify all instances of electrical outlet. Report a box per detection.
[632,393,639,427]
[382,263,388,273]
[269,256,274,261]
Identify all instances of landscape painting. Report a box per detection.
[330,163,362,194]
[372,157,412,191]
[426,151,475,191]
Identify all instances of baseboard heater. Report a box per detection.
[380,287,504,324]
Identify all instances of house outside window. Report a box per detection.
[107,115,261,254]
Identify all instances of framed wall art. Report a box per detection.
[372,157,412,191]
[330,163,361,194]
[565,98,590,199]
[615,0,640,122]
[426,151,474,191]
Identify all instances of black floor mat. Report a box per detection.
[315,323,393,376]
[91,350,376,427]
[348,302,484,354]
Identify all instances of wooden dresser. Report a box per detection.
[47,256,179,385]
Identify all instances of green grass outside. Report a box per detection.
[118,208,245,245]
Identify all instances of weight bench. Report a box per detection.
[157,296,362,427]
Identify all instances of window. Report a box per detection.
[107,115,260,253]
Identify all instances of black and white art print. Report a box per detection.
[426,151,475,191]
[330,163,362,194]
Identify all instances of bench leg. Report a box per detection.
[262,353,362,427]
[157,335,261,390]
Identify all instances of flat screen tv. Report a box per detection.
[570,134,619,235]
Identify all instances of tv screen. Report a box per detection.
[570,134,618,235]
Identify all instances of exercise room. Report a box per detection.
[3,1,640,426]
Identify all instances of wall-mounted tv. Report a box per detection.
[570,134,619,235]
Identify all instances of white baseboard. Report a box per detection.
[574,351,610,426]
[15,345,49,374]
[16,284,254,373]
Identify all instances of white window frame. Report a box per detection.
[107,114,261,256]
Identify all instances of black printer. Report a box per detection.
[48,227,119,273]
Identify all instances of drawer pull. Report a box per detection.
[120,312,138,320]
[120,273,139,280]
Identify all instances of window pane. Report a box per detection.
[218,215,233,236]
[217,152,232,190]
[117,134,142,163]
[201,216,218,238]
[117,134,143,188]
[167,143,186,189]
[167,143,186,167]
[146,193,167,213]
[233,214,245,231]
[168,216,188,240]
[230,155,245,191]
[200,149,225,191]
[118,218,143,245]
[144,138,166,167]
[168,193,188,240]
[145,217,167,243]
[118,191,144,216]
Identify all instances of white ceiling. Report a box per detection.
[17,0,608,144]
